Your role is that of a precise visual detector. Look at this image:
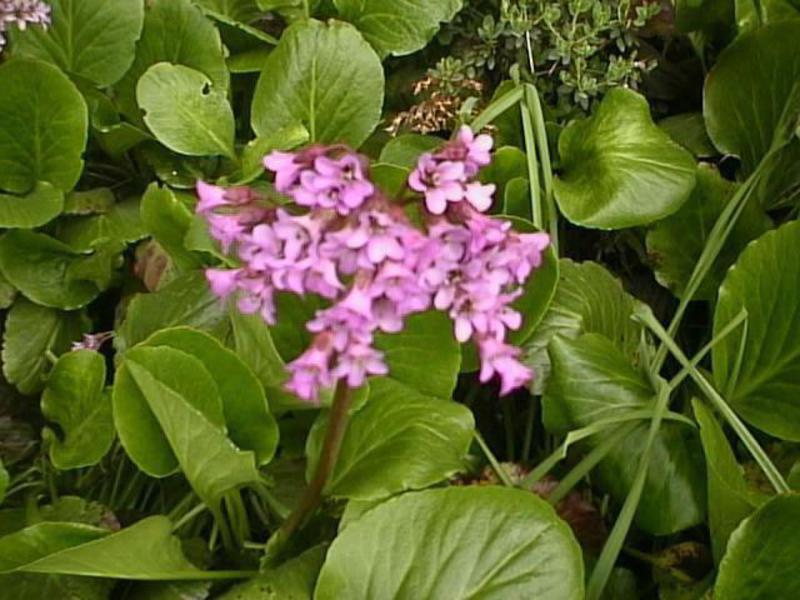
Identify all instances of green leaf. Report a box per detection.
[138,63,236,158]
[478,146,528,200]
[117,0,229,121]
[0,516,237,579]
[545,334,706,534]
[315,487,584,599]
[63,188,115,216]
[658,113,718,158]
[674,0,734,35]
[524,259,644,394]
[378,134,442,169]
[373,311,461,400]
[115,271,231,353]
[113,345,225,477]
[334,0,462,57]
[41,350,113,470]
[0,231,102,310]
[56,197,146,252]
[194,0,262,22]
[239,124,310,184]
[251,19,384,148]
[144,327,278,465]
[646,165,772,300]
[0,183,64,229]
[10,0,144,87]
[0,460,7,504]
[0,59,87,194]
[554,88,696,229]
[307,386,473,500]
[140,184,203,271]
[713,220,800,440]
[715,495,800,599]
[0,573,113,599]
[1,300,86,395]
[124,351,262,505]
[704,21,800,173]
[691,399,759,563]
[128,580,212,600]
[218,544,325,599]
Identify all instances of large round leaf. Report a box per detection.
[0,183,64,229]
[0,59,87,194]
[315,486,584,599]
[704,20,800,173]
[713,220,800,440]
[0,231,101,310]
[144,327,278,465]
[10,0,144,87]
[251,19,384,148]
[646,165,772,300]
[116,0,229,121]
[553,88,696,229]
[41,351,113,470]
[715,495,800,599]
[137,64,236,158]
[113,345,225,476]
[334,0,462,57]
[305,385,473,500]
[545,334,706,535]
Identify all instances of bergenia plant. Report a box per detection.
[197,127,549,402]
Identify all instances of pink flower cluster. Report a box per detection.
[0,0,50,50]
[197,127,549,402]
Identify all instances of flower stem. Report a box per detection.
[263,380,354,564]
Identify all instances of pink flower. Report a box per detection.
[409,155,467,214]
[286,335,335,402]
[478,338,533,395]
[206,268,241,297]
[332,344,388,387]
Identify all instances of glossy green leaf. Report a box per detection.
[334,0,462,57]
[692,399,760,563]
[0,516,229,579]
[140,184,203,271]
[194,0,262,22]
[0,460,7,504]
[56,198,146,252]
[114,345,225,477]
[545,334,705,534]
[252,19,384,148]
[715,495,800,599]
[704,21,800,173]
[315,487,584,599]
[674,0,734,34]
[0,573,113,599]
[10,0,144,87]
[0,231,101,310]
[115,271,231,353]
[124,352,262,505]
[478,146,527,200]
[0,59,87,194]
[307,385,473,500]
[219,545,325,599]
[554,88,696,229]
[646,165,772,300]
[239,124,310,184]
[378,134,442,169]
[41,350,113,470]
[117,0,229,120]
[1,300,86,395]
[524,259,643,394]
[138,63,236,158]
[658,113,717,158]
[713,221,800,440]
[374,311,461,400]
[144,327,278,465]
[0,183,64,229]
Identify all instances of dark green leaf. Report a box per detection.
[56,198,147,252]
[1,300,86,395]
[0,460,7,504]
[0,59,87,194]
[239,124,310,184]
[194,0,262,22]
[218,545,325,599]
[117,0,229,121]
[138,63,236,158]
[545,334,706,534]
[140,184,203,271]
[10,0,144,87]
[0,231,101,309]
[144,327,278,465]
[334,0,462,57]
[315,487,584,599]
[41,350,113,470]
[306,385,473,500]
[713,220,800,440]
[554,88,696,229]
[251,19,384,148]
[0,183,64,229]
[715,495,800,599]
[377,134,442,169]
[646,165,772,300]
[658,113,717,158]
